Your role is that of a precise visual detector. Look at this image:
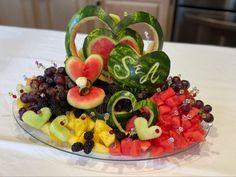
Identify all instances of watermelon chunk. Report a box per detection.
[125,116,137,131]
[121,138,132,155]
[140,140,151,152]
[109,143,121,156]
[165,97,177,108]
[130,140,141,156]
[150,146,164,157]
[159,106,171,115]
[159,88,175,101]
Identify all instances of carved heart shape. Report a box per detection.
[65,54,103,82]
[22,107,51,129]
[50,115,71,142]
[108,44,170,93]
[106,90,158,134]
[65,5,163,63]
[82,28,144,71]
[134,117,162,140]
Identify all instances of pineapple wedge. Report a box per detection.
[94,120,112,134]
[93,142,109,154]
[99,131,115,147]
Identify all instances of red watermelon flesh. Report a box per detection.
[67,86,105,109]
[65,55,103,82]
[91,38,115,70]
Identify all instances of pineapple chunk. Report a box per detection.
[93,142,109,154]
[74,117,88,137]
[94,120,112,134]
[66,111,76,130]
[86,116,95,131]
[93,133,103,144]
[67,134,85,145]
[99,131,115,147]
[16,98,28,109]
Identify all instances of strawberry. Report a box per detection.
[140,140,151,152]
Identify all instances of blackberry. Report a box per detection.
[83,140,94,154]
[71,142,83,152]
[73,109,83,118]
[84,131,94,140]
[60,101,70,108]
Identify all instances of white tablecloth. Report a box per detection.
[0,25,236,176]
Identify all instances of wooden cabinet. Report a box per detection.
[100,0,175,40]
[0,0,175,40]
[0,0,35,28]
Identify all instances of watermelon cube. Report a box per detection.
[159,88,176,101]
[150,146,164,157]
[109,143,121,156]
[171,116,181,128]
[165,97,177,108]
[130,140,141,156]
[188,107,200,118]
[182,119,192,130]
[121,138,132,155]
[159,105,171,115]
[140,140,151,152]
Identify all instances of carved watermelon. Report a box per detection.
[67,86,105,109]
[65,54,103,82]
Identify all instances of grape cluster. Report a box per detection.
[19,66,75,119]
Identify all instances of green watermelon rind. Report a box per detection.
[106,91,137,134]
[135,100,159,126]
[108,43,170,94]
[114,11,164,52]
[65,5,116,57]
[116,28,144,55]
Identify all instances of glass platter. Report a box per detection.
[13,101,211,161]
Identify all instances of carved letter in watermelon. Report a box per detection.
[108,44,170,94]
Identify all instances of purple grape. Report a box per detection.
[203,105,212,113]
[181,80,190,90]
[204,113,214,123]
[181,104,191,112]
[194,100,204,109]
[20,93,28,103]
[39,83,49,92]
[55,85,65,92]
[54,74,66,85]
[160,82,169,91]
[44,67,57,77]
[57,67,66,74]
[36,75,45,83]
[30,79,40,90]
[46,87,57,97]
[45,77,54,86]
[172,76,181,83]
[27,92,39,102]
[171,82,183,92]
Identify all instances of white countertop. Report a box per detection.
[0,25,236,176]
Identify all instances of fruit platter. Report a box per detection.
[12,5,214,161]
